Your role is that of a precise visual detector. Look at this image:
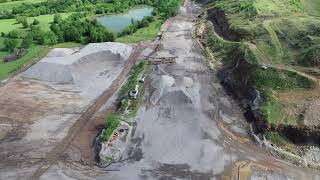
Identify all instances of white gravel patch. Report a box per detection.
[47,48,77,57]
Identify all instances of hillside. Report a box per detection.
[198,0,320,149]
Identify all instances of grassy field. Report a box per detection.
[213,0,319,66]
[0,0,46,11]
[301,0,320,16]
[0,13,71,34]
[116,20,162,43]
[0,45,49,80]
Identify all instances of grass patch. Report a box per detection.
[0,13,71,34]
[102,113,120,142]
[119,60,147,97]
[52,42,82,48]
[116,20,162,43]
[251,67,316,91]
[251,67,315,125]
[266,132,290,146]
[301,0,320,16]
[261,99,285,124]
[0,45,49,80]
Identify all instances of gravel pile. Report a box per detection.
[159,89,192,105]
[151,75,175,89]
[22,42,133,84]
[47,48,77,57]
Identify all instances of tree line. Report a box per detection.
[0,0,181,20]
[0,0,154,19]
[3,13,115,52]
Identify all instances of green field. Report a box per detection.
[0,13,71,34]
[0,0,46,11]
[116,20,162,43]
[53,42,82,48]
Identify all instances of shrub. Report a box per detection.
[21,34,33,48]
[8,30,21,38]
[4,38,19,52]
[102,113,120,142]
[299,46,320,67]
[32,19,40,25]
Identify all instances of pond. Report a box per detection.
[96,7,154,34]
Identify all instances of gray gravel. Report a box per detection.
[22,42,133,84]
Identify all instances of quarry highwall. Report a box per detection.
[203,6,320,147]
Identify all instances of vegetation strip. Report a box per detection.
[103,60,148,142]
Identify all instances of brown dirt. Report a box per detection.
[68,106,116,164]
[277,84,320,126]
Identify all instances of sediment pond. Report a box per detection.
[96,7,153,33]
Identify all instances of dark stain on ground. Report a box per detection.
[127,135,144,161]
[145,163,213,180]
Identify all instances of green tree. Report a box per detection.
[64,26,81,42]
[32,19,40,25]
[16,16,26,24]
[16,16,28,28]
[30,26,45,44]
[22,18,28,28]
[21,33,33,48]
[8,30,20,38]
[43,31,58,45]
[4,38,18,52]
[53,14,62,24]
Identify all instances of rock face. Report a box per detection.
[22,42,133,84]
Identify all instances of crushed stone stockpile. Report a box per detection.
[22,42,133,84]
[151,75,175,89]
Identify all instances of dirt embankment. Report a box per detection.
[206,7,320,145]
[217,52,268,133]
[207,8,239,41]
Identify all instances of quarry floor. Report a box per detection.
[1,0,320,180]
